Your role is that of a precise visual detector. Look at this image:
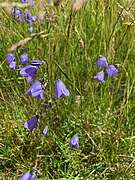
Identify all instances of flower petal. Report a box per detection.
[54,80,70,98]
[42,126,48,135]
[69,134,79,148]
[30,60,43,66]
[19,172,33,180]
[24,115,39,132]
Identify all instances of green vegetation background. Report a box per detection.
[0,0,135,179]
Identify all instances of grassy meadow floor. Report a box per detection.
[0,0,135,179]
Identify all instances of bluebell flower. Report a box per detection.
[20,52,28,64]
[42,126,48,135]
[28,27,33,34]
[8,61,16,69]
[29,60,43,66]
[19,65,38,83]
[20,0,26,3]
[22,8,28,16]
[11,8,21,18]
[69,135,79,148]
[106,64,118,77]
[25,11,32,24]
[22,8,37,23]
[19,167,39,180]
[11,8,15,16]
[15,9,21,18]
[18,172,33,180]
[96,55,107,68]
[31,16,37,22]
[11,8,22,22]
[5,54,15,63]
[93,71,104,83]
[24,115,39,132]
[54,80,70,98]
[23,9,31,23]
[25,80,44,99]
[5,54,16,69]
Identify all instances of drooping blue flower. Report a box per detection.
[20,52,28,64]
[25,11,32,24]
[8,61,16,69]
[42,126,48,135]
[23,9,32,23]
[69,134,79,148]
[22,8,28,17]
[11,8,22,22]
[25,80,44,99]
[96,55,107,68]
[11,8,15,16]
[20,0,26,3]
[11,8,21,18]
[106,64,118,77]
[24,12,37,23]
[5,54,15,63]
[54,80,70,98]
[19,168,39,180]
[93,71,104,83]
[29,60,43,66]
[28,27,33,34]
[24,115,39,132]
[15,8,21,18]
[18,172,33,180]
[5,54,16,70]
[31,16,37,22]
[19,65,38,83]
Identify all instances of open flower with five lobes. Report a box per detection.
[106,64,118,77]
[5,53,16,69]
[54,80,70,98]
[96,55,107,68]
[94,71,104,83]
[20,52,28,64]
[19,65,38,83]
[25,80,44,99]
[24,115,39,132]
[69,134,79,148]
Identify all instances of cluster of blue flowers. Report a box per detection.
[6,53,119,179]
[94,55,118,83]
[11,0,36,33]
[6,2,119,178]
[6,50,79,179]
